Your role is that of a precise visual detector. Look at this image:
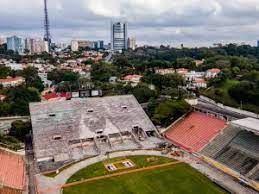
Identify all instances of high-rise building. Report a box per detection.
[71,40,95,51]
[128,37,136,50]
[25,38,35,54]
[7,36,24,54]
[95,40,104,50]
[257,40,259,47]
[35,39,46,54]
[111,21,128,51]
[0,37,5,45]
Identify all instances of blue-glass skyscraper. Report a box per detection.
[7,36,24,54]
[111,21,128,51]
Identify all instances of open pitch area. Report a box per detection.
[63,156,227,194]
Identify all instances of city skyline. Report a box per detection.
[1,0,259,47]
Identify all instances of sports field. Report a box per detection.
[63,156,227,194]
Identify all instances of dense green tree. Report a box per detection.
[152,99,191,127]
[9,120,32,141]
[91,62,118,82]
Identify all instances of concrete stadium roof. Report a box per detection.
[30,95,157,161]
[231,117,259,134]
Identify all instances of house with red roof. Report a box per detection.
[0,150,27,193]
[176,68,189,76]
[205,68,221,79]
[0,77,25,88]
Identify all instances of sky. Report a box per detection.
[1,0,259,47]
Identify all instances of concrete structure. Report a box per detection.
[201,119,259,184]
[128,37,136,50]
[7,36,24,54]
[231,118,259,135]
[30,95,161,171]
[111,21,128,51]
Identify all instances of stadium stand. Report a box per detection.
[165,111,227,152]
[201,121,259,183]
[0,150,27,193]
[201,126,242,158]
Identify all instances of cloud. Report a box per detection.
[0,0,259,46]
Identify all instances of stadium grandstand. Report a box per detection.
[30,95,163,172]
[0,149,27,194]
[201,118,259,185]
[165,111,227,152]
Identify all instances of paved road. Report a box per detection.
[35,150,257,194]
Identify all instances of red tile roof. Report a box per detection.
[0,150,26,190]
[165,112,226,152]
[0,76,25,84]
[43,92,71,101]
[207,68,221,73]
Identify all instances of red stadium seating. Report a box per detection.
[0,150,26,191]
[165,112,227,152]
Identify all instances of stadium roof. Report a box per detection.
[0,150,26,190]
[30,95,158,161]
[231,117,259,134]
[165,112,227,152]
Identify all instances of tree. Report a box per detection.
[91,62,118,82]
[152,100,191,127]
[0,65,11,78]
[132,84,157,103]
[20,67,44,92]
[9,120,31,141]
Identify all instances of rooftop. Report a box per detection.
[30,95,158,161]
[0,150,26,190]
[231,117,259,134]
[165,112,227,152]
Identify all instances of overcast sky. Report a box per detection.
[1,0,259,47]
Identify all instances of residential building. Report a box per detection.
[95,40,104,50]
[155,68,175,75]
[128,37,136,50]
[176,68,189,76]
[34,39,46,54]
[25,38,35,54]
[0,37,5,45]
[123,74,143,87]
[206,68,221,79]
[192,78,207,88]
[0,76,25,88]
[7,36,24,54]
[185,71,205,81]
[111,21,128,51]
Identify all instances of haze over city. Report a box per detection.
[1,0,259,46]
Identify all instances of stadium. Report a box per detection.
[165,111,259,191]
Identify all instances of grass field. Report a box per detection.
[63,163,227,194]
[67,155,173,183]
[63,156,227,194]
